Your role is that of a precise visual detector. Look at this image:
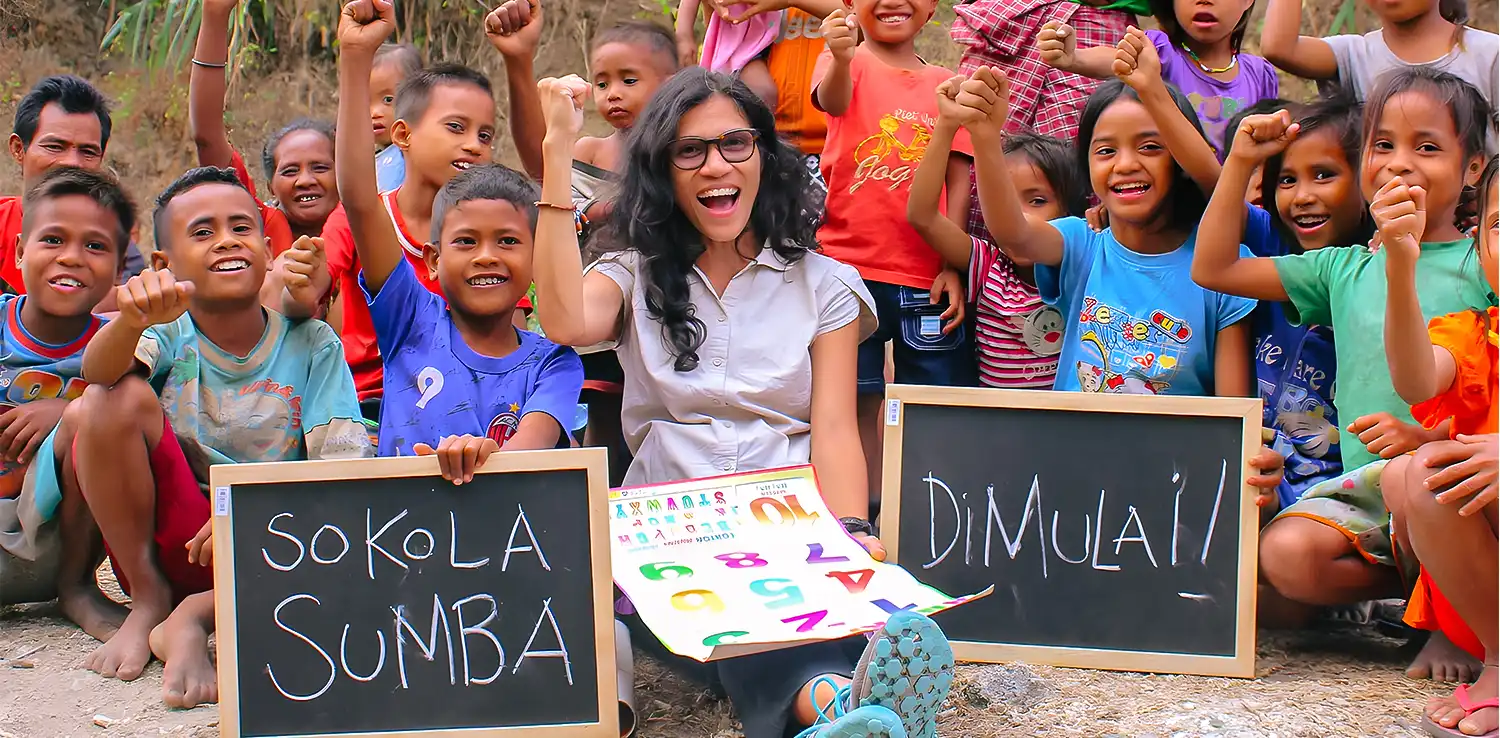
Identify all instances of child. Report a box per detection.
[0,168,132,638]
[813,1,975,510]
[335,0,583,465]
[1192,67,1493,681]
[313,52,524,421]
[908,108,1086,389]
[1380,156,1497,737]
[71,166,370,704]
[1262,0,1498,105]
[677,0,780,105]
[2,75,146,298]
[190,0,338,254]
[372,42,424,193]
[1040,0,1279,155]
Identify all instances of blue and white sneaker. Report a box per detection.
[793,704,906,738]
[848,611,955,738]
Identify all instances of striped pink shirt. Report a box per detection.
[968,235,1063,388]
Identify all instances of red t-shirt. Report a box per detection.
[229,149,294,258]
[0,197,23,294]
[813,48,974,289]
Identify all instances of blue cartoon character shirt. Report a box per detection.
[1037,218,1257,396]
[137,310,372,464]
[363,258,584,456]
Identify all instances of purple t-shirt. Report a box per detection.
[1149,29,1279,157]
[363,258,584,456]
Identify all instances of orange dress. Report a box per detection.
[1404,306,1497,660]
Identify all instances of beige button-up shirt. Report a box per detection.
[592,246,876,486]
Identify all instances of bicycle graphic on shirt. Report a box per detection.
[850,112,932,193]
[1072,297,1194,395]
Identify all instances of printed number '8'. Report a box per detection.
[714,552,768,569]
[670,589,725,613]
[639,562,694,581]
[748,578,805,609]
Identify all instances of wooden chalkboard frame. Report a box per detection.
[879,385,1262,679]
[209,449,618,738]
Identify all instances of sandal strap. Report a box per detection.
[1455,684,1500,713]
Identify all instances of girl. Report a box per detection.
[189,0,339,256]
[1192,66,1493,682]
[675,0,780,106]
[1262,0,1498,106]
[532,67,956,738]
[908,98,1086,389]
[371,42,423,193]
[1037,0,1279,155]
[1380,157,1498,738]
[956,64,1257,398]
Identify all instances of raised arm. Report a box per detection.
[963,68,1065,267]
[1378,180,1454,404]
[1038,21,1118,80]
[335,0,405,294]
[1114,27,1221,195]
[907,78,976,269]
[485,0,547,180]
[1191,113,1294,301]
[188,0,240,169]
[675,0,702,66]
[534,76,626,347]
[1260,0,1339,80]
[813,9,857,116]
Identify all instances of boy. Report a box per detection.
[337,0,582,472]
[372,42,424,192]
[3,75,146,297]
[0,168,133,640]
[813,1,975,510]
[74,167,369,705]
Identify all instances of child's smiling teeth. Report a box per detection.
[295,194,320,203]
[454,161,474,170]
[211,258,251,272]
[876,12,911,22]
[468,275,508,286]
[1112,183,1149,194]
[51,276,82,288]
[1293,214,1330,229]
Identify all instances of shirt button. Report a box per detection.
[718,316,726,323]
[712,358,724,367]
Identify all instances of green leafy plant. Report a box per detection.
[101,0,277,78]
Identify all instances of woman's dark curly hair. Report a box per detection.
[596,67,822,372]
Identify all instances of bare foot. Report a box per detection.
[57,584,128,643]
[1426,666,1498,736]
[150,614,218,708]
[1408,631,1483,682]
[85,607,163,681]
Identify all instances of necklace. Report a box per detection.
[1180,43,1237,74]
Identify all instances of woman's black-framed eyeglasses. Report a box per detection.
[667,129,760,171]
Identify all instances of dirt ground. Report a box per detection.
[0,572,1456,738]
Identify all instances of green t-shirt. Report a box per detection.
[1068,0,1152,16]
[1274,239,1493,471]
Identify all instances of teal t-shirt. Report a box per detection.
[136,310,373,464]
[1274,239,1493,471]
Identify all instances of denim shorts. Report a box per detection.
[856,280,976,393]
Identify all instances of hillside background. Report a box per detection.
[0,0,1495,247]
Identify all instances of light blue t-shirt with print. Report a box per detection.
[1037,217,1257,396]
[136,310,372,465]
[376,145,406,193]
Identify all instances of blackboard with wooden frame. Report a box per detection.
[210,449,617,738]
[880,385,1261,679]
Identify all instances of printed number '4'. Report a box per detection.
[825,569,875,594]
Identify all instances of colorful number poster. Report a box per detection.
[611,466,991,661]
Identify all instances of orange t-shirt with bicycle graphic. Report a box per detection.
[813,47,973,289]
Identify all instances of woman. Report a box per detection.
[533,68,954,738]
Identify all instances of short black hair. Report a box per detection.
[20,166,135,265]
[393,63,494,127]
[260,118,336,182]
[592,21,679,74]
[430,164,540,243]
[1149,0,1256,55]
[152,167,260,251]
[374,43,423,78]
[1002,132,1088,217]
[1221,98,1293,159]
[14,75,112,150]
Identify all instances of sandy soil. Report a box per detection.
[1,589,1454,738]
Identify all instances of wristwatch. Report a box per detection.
[840,517,875,536]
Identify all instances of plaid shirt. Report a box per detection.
[951,0,1132,240]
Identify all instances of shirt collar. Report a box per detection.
[751,241,794,272]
